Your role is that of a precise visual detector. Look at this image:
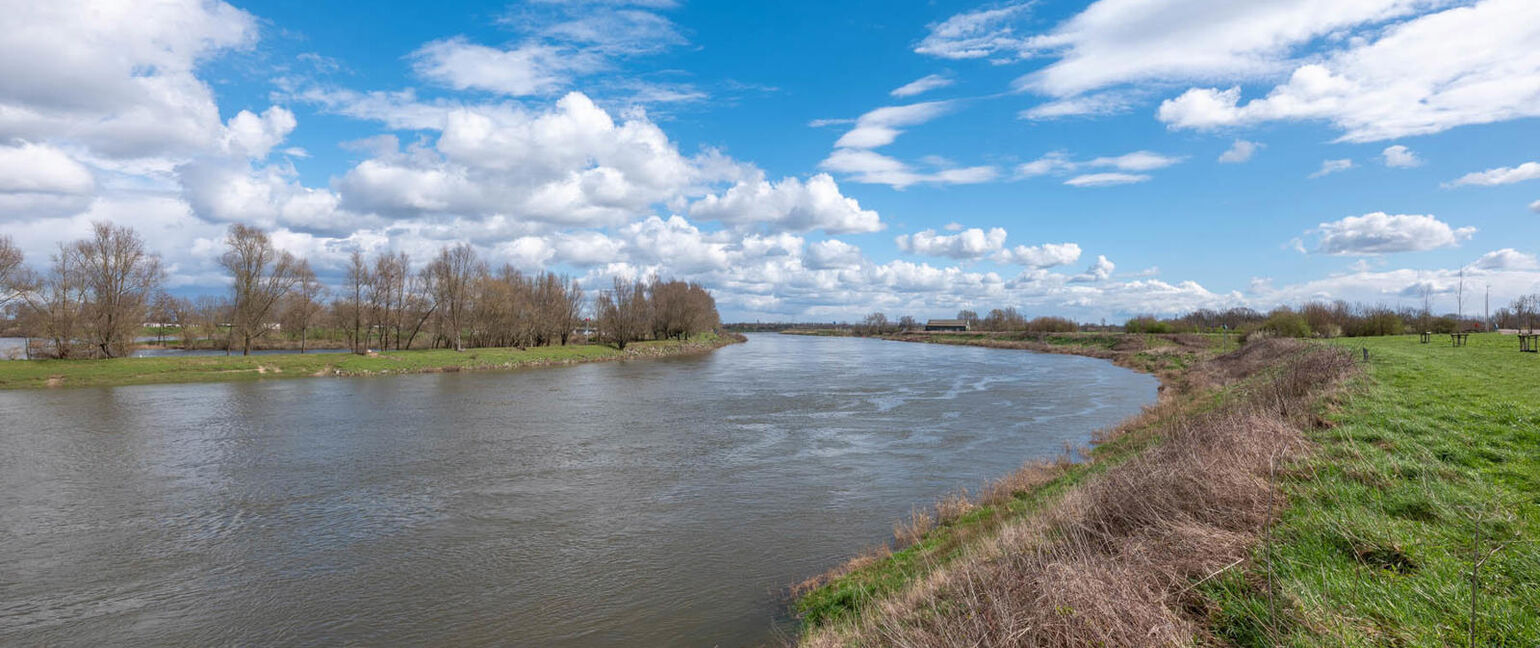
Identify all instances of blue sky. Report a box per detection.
[4,0,1539,321]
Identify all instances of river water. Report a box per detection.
[0,334,1156,646]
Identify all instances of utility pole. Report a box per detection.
[1486,284,1490,331]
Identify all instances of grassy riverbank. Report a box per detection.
[880,330,1227,383]
[793,332,1538,646]
[0,333,742,390]
[778,328,857,337]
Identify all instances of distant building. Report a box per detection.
[924,319,969,332]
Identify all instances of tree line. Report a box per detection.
[0,224,719,359]
[843,299,1528,341]
[855,308,1081,335]
[1128,300,1516,339]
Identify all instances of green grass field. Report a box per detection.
[0,335,728,390]
[1207,333,1540,646]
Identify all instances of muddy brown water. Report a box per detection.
[0,333,1156,646]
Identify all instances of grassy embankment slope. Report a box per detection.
[794,332,1538,647]
[0,333,741,390]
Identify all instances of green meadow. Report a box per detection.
[1208,333,1540,646]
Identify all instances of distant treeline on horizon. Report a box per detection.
[0,223,720,360]
[728,298,1532,340]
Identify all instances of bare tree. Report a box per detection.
[643,277,717,341]
[682,280,718,337]
[73,222,163,358]
[861,312,890,335]
[595,277,649,350]
[401,268,435,350]
[342,250,370,353]
[284,260,326,353]
[220,224,300,356]
[981,307,1026,331]
[560,276,584,345]
[366,252,411,349]
[148,291,178,346]
[534,272,567,346]
[190,296,229,351]
[0,234,23,309]
[425,243,482,352]
[471,265,528,348]
[1514,294,1539,334]
[154,293,194,347]
[648,276,689,340]
[20,245,84,358]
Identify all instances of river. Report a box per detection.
[0,333,1157,646]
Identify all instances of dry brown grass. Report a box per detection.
[978,459,1061,508]
[894,507,937,549]
[800,339,1358,648]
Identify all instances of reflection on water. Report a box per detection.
[0,334,1156,646]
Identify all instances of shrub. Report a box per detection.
[1026,316,1079,333]
[1125,316,1171,334]
[1259,309,1311,338]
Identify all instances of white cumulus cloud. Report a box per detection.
[1381,145,1421,168]
[0,142,94,195]
[0,0,257,161]
[996,242,1082,268]
[805,239,865,270]
[1218,139,1260,163]
[1155,0,1540,142]
[1470,248,1539,271]
[896,227,1008,259]
[1070,255,1116,283]
[1312,212,1476,255]
[687,173,883,234]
